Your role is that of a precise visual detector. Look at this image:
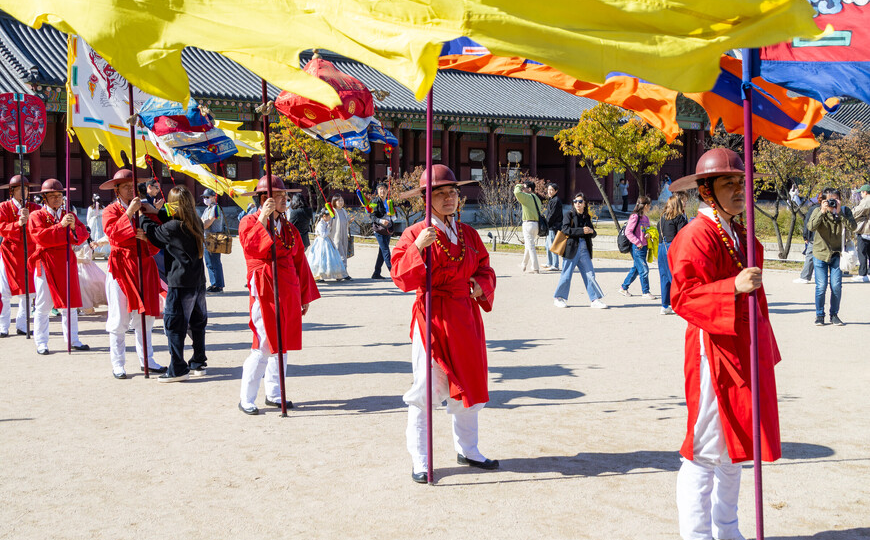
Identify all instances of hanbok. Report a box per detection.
[328,207,350,264]
[87,205,110,259]
[75,241,107,310]
[306,219,348,281]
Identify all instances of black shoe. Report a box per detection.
[72,344,90,351]
[141,366,168,374]
[831,315,845,326]
[411,471,428,484]
[113,372,127,379]
[457,454,499,470]
[238,402,259,415]
[37,348,49,355]
[814,316,825,326]
[371,274,386,280]
[0,332,7,338]
[264,398,294,409]
[16,329,26,336]
[343,276,352,281]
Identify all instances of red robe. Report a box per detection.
[239,211,320,354]
[668,215,781,463]
[102,201,162,316]
[0,199,40,296]
[390,221,496,407]
[28,206,87,309]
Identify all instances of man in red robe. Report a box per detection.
[101,169,166,379]
[391,165,498,484]
[237,175,320,415]
[0,175,40,337]
[667,148,781,540]
[28,179,90,355]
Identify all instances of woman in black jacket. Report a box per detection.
[553,192,607,309]
[140,185,208,382]
[656,194,688,314]
[288,193,313,249]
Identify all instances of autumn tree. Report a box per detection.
[753,137,829,258]
[269,116,365,207]
[555,103,682,228]
[816,124,870,191]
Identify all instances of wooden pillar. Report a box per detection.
[529,130,538,177]
[31,147,42,183]
[3,151,13,182]
[441,127,450,166]
[82,149,92,204]
[567,154,577,195]
[390,140,400,178]
[450,131,459,172]
[487,129,497,176]
[252,155,261,178]
[401,127,412,175]
[367,149,375,184]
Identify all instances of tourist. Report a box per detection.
[237,176,320,415]
[328,193,351,274]
[391,164,499,484]
[657,194,688,314]
[553,192,606,309]
[307,208,349,281]
[201,188,226,293]
[851,184,870,282]
[668,148,782,540]
[513,180,542,273]
[619,195,655,299]
[807,187,856,326]
[369,183,393,279]
[140,185,209,382]
[288,192,314,250]
[543,182,563,271]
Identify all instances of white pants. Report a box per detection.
[239,279,285,408]
[521,221,540,272]
[33,269,82,350]
[0,256,27,334]
[403,324,486,474]
[677,331,744,540]
[105,272,159,375]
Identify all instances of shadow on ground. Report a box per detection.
[767,529,870,540]
[489,364,576,382]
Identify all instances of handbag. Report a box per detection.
[533,196,549,237]
[549,230,568,256]
[840,226,858,274]
[205,206,233,254]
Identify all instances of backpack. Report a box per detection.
[616,226,632,253]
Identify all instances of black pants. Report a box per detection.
[163,285,208,377]
[858,236,870,276]
[621,195,629,212]
[373,232,392,277]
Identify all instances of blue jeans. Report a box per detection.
[554,240,603,302]
[373,232,392,277]
[204,250,225,288]
[658,241,672,308]
[545,229,560,269]
[163,285,208,377]
[813,255,841,317]
[622,244,650,294]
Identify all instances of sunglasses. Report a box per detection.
[573,199,585,203]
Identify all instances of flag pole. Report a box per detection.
[261,78,288,418]
[14,96,31,339]
[424,90,434,484]
[741,48,764,540]
[128,85,150,378]
[65,112,72,354]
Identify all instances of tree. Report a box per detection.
[752,137,828,258]
[555,103,682,227]
[816,124,870,192]
[269,116,366,207]
[477,166,546,244]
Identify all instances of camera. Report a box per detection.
[825,198,838,209]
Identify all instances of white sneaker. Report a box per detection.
[660,306,674,315]
[851,275,869,282]
[189,368,207,377]
[590,299,608,309]
[553,298,568,308]
[619,288,631,297]
[793,278,811,284]
[642,293,656,300]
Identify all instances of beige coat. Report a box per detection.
[853,195,870,236]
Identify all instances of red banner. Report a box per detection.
[0,93,47,153]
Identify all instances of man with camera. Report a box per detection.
[852,184,870,282]
[807,188,857,326]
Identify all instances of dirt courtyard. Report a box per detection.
[1,241,868,540]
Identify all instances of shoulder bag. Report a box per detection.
[533,196,549,237]
[205,206,233,254]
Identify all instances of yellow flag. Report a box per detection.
[9,0,820,109]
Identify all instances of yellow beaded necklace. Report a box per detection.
[710,201,745,269]
[433,219,465,263]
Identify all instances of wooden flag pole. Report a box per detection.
[65,114,72,354]
[424,90,434,484]
[261,78,288,417]
[741,48,764,540]
[13,97,31,339]
[128,85,150,378]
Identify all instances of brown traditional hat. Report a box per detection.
[670,148,745,192]
[32,178,75,194]
[0,174,39,190]
[238,175,302,197]
[398,164,476,199]
[98,169,135,191]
